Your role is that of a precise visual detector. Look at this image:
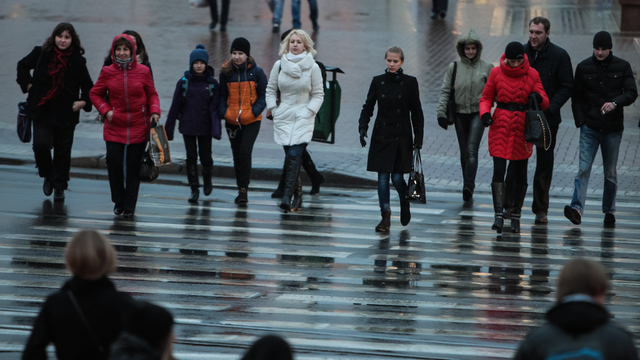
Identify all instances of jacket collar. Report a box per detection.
[546,299,610,334]
[384,68,404,82]
[525,38,550,64]
[61,276,116,295]
[184,65,216,83]
[499,53,531,78]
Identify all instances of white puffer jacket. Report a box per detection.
[266,52,324,146]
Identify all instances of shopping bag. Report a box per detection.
[149,125,171,166]
[406,149,427,204]
[17,101,31,143]
[139,147,159,182]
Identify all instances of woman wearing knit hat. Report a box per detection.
[166,44,221,203]
[219,38,268,204]
[266,29,324,212]
[479,41,549,233]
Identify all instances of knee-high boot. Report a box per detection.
[290,175,302,211]
[202,166,213,196]
[187,164,199,203]
[280,155,301,212]
[302,151,324,195]
[271,161,287,198]
[491,182,504,233]
[510,184,528,233]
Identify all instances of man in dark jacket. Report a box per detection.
[513,258,638,360]
[505,17,573,224]
[564,31,637,227]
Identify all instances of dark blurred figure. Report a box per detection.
[431,0,448,19]
[513,258,638,360]
[109,301,175,360]
[242,334,293,360]
[209,0,230,31]
[22,230,134,360]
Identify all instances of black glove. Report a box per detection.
[437,117,449,130]
[359,129,367,148]
[413,143,422,150]
[481,113,492,127]
[150,120,158,128]
[530,92,543,104]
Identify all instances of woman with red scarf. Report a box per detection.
[17,22,94,201]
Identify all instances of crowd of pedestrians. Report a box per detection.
[16,16,637,230]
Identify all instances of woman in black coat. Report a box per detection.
[16,22,94,201]
[22,230,134,360]
[359,46,424,232]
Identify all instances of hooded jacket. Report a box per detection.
[480,54,549,160]
[437,30,494,118]
[90,34,161,145]
[218,59,268,126]
[165,66,221,140]
[513,299,638,360]
[266,52,324,146]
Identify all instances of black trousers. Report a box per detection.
[226,121,261,189]
[505,124,558,214]
[209,0,230,25]
[432,0,448,13]
[183,135,213,168]
[493,157,528,185]
[106,141,146,213]
[32,119,76,190]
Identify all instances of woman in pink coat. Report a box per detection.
[480,42,548,233]
[90,34,160,218]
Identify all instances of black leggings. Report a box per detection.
[226,121,261,189]
[183,135,213,168]
[493,157,528,185]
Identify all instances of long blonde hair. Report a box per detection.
[279,29,317,57]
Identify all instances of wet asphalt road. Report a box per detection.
[1,164,639,359]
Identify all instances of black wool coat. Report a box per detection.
[17,46,93,127]
[22,276,134,360]
[572,53,638,133]
[524,39,574,126]
[359,69,424,173]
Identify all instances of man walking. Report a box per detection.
[564,31,637,227]
[505,17,573,224]
[513,258,638,360]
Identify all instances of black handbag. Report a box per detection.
[406,149,427,204]
[446,62,457,125]
[17,102,31,143]
[524,94,552,150]
[139,145,159,182]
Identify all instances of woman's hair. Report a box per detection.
[42,22,85,54]
[221,56,255,76]
[65,230,116,279]
[123,30,150,64]
[385,46,404,61]
[279,29,316,57]
[113,36,133,54]
[241,335,293,360]
[125,301,174,353]
[556,258,608,302]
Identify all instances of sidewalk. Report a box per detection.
[2,0,639,197]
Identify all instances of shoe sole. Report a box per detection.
[564,206,581,225]
[534,218,548,224]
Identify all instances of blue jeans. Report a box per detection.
[378,173,407,212]
[570,125,622,215]
[272,0,317,28]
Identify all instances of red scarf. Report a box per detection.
[38,47,72,106]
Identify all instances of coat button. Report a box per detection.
[398,95,402,99]
[382,95,385,98]
[397,110,400,113]
[381,81,385,85]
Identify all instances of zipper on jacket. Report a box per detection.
[236,67,243,128]
[124,68,131,144]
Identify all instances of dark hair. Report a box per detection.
[556,258,608,302]
[123,30,150,64]
[126,301,174,352]
[42,22,85,54]
[529,16,551,33]
[113,37,133,54]
[221,56,255,76]
[241,335,293,360]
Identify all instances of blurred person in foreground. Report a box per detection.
[513,258,638,360]
[109,301,175,360]
[22,230,133,360]
[242,334,293,360]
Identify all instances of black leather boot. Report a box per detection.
[375,211,391,232]
[491,182,505,233]
[510,184,528,233]
[187,165,199,203]
[280,154,302,212]
[202,166,213,196]
[302,151,324,195]
[400,200,411,226]
[272,161,287,198]
[290,176,302,211]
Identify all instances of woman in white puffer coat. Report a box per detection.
[266,29,324,212]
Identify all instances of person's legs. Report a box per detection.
[32,119,54,181]
[376,173,392,231]
[308,0,319,30]
[281,144,306,211]
[301,149,324,194]
[291,0,302,29]
[491,157,507,233]
[208,0,219,28]
[570,126,600,216]
[532,124,559,220]
[465,113,485,196]
[106,141,126,207]
[198,135,214,196]
[236,121,261,189]
[391,172,411,226]
[220,0,230,26]
[183,135,200,201]
[226,124,243,188]
[510,159,529,233]
[123,142,146,216]
[600,130,622,215]
[272,148,288,198]
[50,122,76,192]
[272,0,285,31]
[453,113,470,188]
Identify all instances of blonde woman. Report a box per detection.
[22,230,133,360]
[266,29,324,212]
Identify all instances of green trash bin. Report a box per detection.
[312,67,343,144]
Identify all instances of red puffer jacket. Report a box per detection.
[480,54,548,160]
[90,34,160,145]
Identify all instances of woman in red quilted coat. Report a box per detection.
[90,34,160,218]
[480,42,548,233]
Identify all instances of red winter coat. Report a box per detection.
[90,34,160,145]
[480,54,548,160]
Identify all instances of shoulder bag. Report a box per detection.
[140,141,159,182]
[446,62,457,125]
[405,149,427,204]
[524,94,552,150]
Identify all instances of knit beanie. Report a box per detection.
[593,31,612,49]
[189,44,209,67]
[125,301,174,351]
[230,37,251,57]
[504,41,525,60]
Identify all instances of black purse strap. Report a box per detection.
[67,290,106,354]
[528,93,541,111]
[413,149,424,173]
[450,61,457,91]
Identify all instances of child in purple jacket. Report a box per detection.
[166,44,220,203]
